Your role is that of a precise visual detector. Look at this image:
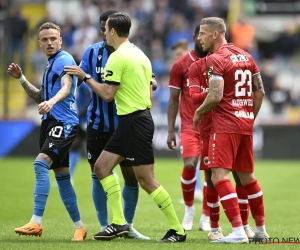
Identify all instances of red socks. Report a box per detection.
[243,180,265,227]
[214,179,243,228]
[181,167,196,206]
[236,185,249,226]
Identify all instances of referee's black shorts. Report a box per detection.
[104,108,155,166]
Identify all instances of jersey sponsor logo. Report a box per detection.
[105,70,113,77]
[235,111,254,119]
[232,99,253,107]
[207,66,213,79]
[49,142,54,148]
[230,54,249,63]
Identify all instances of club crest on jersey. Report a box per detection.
[207,66,213,79]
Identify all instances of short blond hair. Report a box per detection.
[38,22,61,34]
[200,17,226,34]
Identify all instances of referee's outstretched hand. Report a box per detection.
[64,66,86,81]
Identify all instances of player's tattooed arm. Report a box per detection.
[252,73,265,119]
[196,75,224,114]
[20,81,44,104]
[50,74,72,105]
[252,74,265,93]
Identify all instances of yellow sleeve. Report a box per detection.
[104,52,124,85]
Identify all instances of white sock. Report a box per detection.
[74,220,84,228]
[128,223,133,230]
[244,224,250,228]
[185,205,195,213]
[200,214,210,222]
[101,226,107,232]
[255,225,266,233]
[30,215,42,225]
[233,226,245,235]
[210,227,221,232]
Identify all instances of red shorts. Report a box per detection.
[200,140,209,170]
[180,131,201,159]
[208,133,254,172]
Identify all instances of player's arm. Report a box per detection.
[64,65,118,102]
[167,62,182,150]
[167,87,180,149]
[7,63,44,104]
[193,74,224,130]
[51,74,73,104]
[78,46,92,87]
[189,63,208,105]
[150,74,157,99]
[252,73,265,119]
[38,74,73,115]
[196,74,224,114]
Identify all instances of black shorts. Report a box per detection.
[104,109,155,166]
[86,127,131,167]
[40,119,78,169]
[77,125,86,139]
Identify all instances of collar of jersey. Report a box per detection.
[48,49,62,61]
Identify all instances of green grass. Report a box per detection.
[1,157,300,249]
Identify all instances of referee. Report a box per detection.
[65,13,186,242]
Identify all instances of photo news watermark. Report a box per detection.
[249,237,300,244]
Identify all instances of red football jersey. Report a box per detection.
[189,57,212,141]
[206,43,260,135]
[169,50,199,132]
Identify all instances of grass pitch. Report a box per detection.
[0,157,300,249]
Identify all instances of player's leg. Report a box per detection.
[194,167,203,202]
[69,127,85,179]
[180,131,200,230]
[51,123,86,241]
[235,135,269,241]
[120,164,150,240]
[86,130,111,232]
[128,109,185,242]
[205,170,224,240]
[53,165,86,241]
[14,151,52,237]
[93,150,129,240]
[209,133,248,244]
[232,170,254,238]
[14,120,53,237]
[199,141,210,231]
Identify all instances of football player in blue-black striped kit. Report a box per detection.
[65,10,154,240]
[7,22,86,241]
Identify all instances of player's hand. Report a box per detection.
[38,99,55,115]
[193,112,204,131]
[151,77,158,91]
[7,63,22,79]
[64,66,86,80]
[167,132,177,150]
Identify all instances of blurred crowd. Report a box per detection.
[1,0,300,123]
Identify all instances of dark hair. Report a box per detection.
[100,10,119,23]
[107,13,131,38]
[194,24,200,36]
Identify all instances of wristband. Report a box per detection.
[18,74,27,84]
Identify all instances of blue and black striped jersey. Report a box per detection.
[42,50,78,125]
[80,41,118,133]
